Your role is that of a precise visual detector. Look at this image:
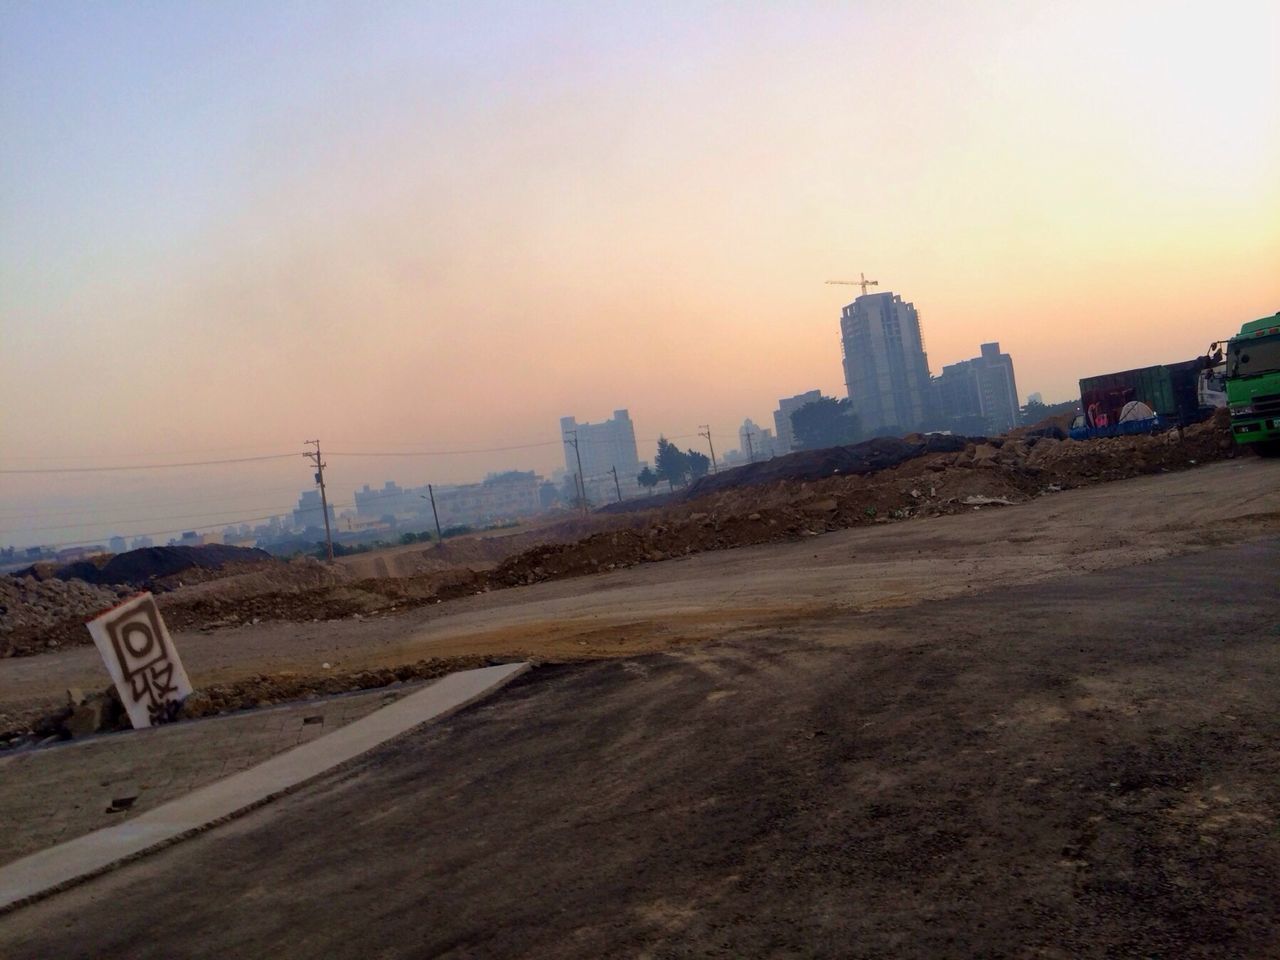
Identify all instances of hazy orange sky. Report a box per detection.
[2,1,1277,546]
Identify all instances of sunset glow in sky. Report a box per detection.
[2,1,1278,546]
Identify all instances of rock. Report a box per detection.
[65,699,105,738]
[65,687,85,706]
[802,498,839,514]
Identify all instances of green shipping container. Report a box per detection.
[1078,358,1203,428]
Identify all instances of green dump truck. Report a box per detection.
[1227,311,1280,457]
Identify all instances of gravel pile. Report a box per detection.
[0,576,125,635]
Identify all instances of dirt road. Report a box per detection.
[2,460,1275,724]
[4,537,1277,957]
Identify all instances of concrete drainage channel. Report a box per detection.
[0,661,530,914]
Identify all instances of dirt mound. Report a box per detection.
[22,544,272,590]
[332,518,611,579]
[490,411,1238,587]
[2,413,1242,655]
[0,576,129,658]
[684,434,976,498]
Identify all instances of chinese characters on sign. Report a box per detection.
[86,593,193,728]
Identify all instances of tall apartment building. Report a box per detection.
[840,292,933,435]
[292,489,335,531]
[737,419,781,461]
[559,409,641,483]
[773,389,823,453]
[934,342,1020,434]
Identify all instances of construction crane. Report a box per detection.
[825,272,879,296]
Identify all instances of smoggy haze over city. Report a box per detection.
[2,1,1278,548]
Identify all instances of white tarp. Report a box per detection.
[1118,400,1156,423]
[86,593,192,729]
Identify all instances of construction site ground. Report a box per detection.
[2,531,1277,957]
[0,684,414,865]
[1,458,1276,729]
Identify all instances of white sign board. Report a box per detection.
[86,593,193,729]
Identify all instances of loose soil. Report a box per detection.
[4,540,1276,957]
[0,412,1243,661]
[2,452,1276,746]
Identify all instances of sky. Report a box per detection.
[2,0,1278,548]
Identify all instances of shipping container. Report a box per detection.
[1078,358,1204,429]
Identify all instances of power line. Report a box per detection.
[0,484,307,522]
[1,444,298,461]
[1,433,718,474]
[0,453,298,475]
[0,500,308,535]
[327,441,563,457]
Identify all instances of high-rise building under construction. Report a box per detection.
[839,291,934,435]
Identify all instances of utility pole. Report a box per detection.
[302,440,334,562]
[420,487,443,546]
[610,465,623,503]
[564,430,588,516]
[744,430,755,464]
[698,425,718,474]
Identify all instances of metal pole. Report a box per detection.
[611,465,622,503]
[565,430,588,516]
[303,440,334,562]
[427,484,442,545]
[699,425,718,474]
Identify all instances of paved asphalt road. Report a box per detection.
[3,540,1278,959]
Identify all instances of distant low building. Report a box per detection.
[354,481,418,518]
[108,535,127,554]
[738,419,782,461]
[130,536,154,550]
[434,471,542,528]
[774,390,822,453]
[55,545,106,563]
[292,489,335,531]
[933,342,1021,435]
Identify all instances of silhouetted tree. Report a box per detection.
[654,437,691,489]
[637,465,660,491]
[687,449,711,480]
[791,397,861,450]
[538,480,560,509]
[1020,397,1080,426]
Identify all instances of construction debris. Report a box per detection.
[0,411,1240,662]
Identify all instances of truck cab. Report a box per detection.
[1227,312,1280,456]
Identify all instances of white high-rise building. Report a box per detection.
[559,410,641,485]
[840,291,933,435]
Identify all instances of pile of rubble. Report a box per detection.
[490,410,1237,586]
[0,412,1240,657]
[0,576,128,657]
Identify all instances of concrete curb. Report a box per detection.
[0,661,530,914]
